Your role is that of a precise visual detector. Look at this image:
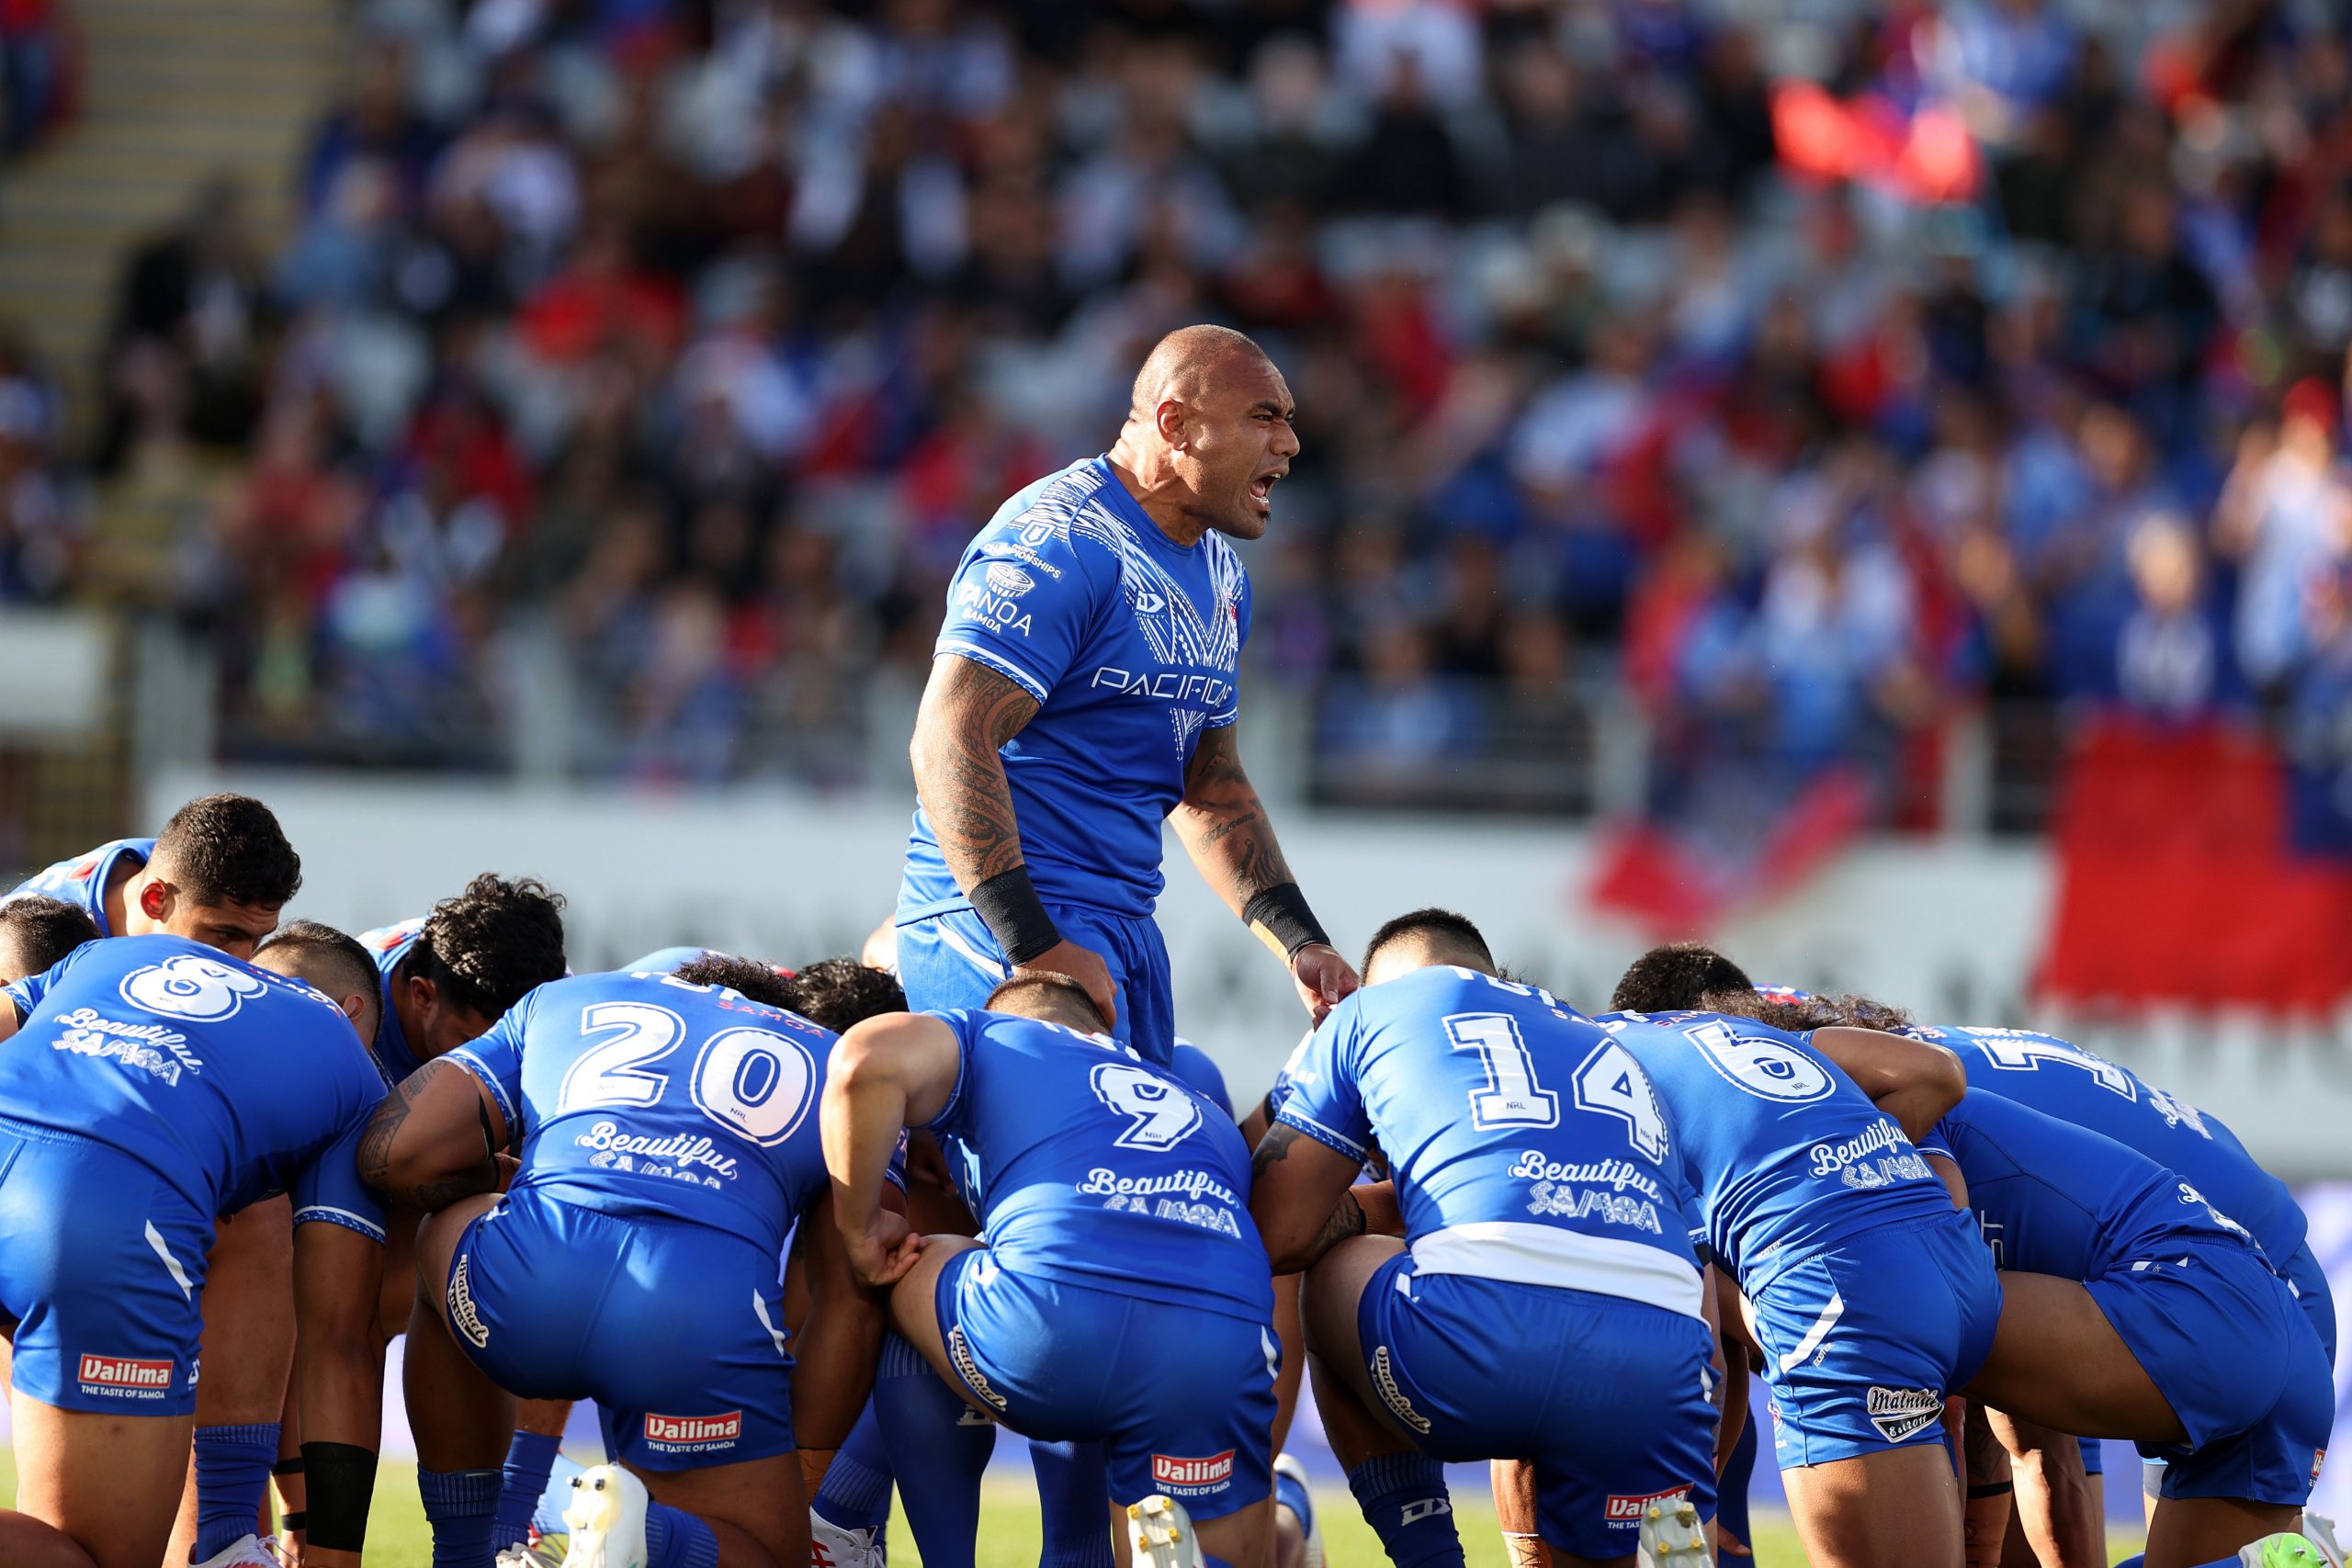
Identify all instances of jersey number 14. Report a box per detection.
[1446,1012,1668,1161]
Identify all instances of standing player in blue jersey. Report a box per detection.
[6,795,313,1568]
[890,324,1355,1564]
[821,974,1281,1568]
[0,895,98,982]
[1246,910,1717,1568]
[0,924,391,1568]
[1583,998,1993,1568]
[357,954,889,1568]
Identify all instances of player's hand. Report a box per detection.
[844,1209,923,1288]
[1288,942,1360,1024]
[1013,940,1118,1032]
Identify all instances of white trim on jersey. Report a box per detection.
[294,1204,388,1243]
[1409,1222,1706,1319]
[934,920,1012,980]
[933,638,1049,704]
[447,1046,519,1131]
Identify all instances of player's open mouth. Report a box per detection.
[1250,472,1282,505]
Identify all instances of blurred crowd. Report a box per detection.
[14,0,2352,823]
[0,0,70,159]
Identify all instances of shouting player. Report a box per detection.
[6,795,311,1568]
[1248,910,1717,1568]
[0,924,390,1568]
[357,954,888,1568]
[821,973,1280,1568]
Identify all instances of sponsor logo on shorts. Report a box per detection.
[1371,1345,1430,1435]
[77,1353,174,1398]
[947,1326,1007,1411]
[1865,1385,1944,1443]
[448,1253,490,1348]
[1151,1451,1235,1495]
[2315,1449,2328,1483]
[1606,1484,1692,1524]
[642,1411,742,1453]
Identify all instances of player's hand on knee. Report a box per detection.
[845,1208,923,1287]
[1287,943,1360,1023]
[1014,940,1119,1032]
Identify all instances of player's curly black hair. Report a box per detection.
[784,956,907,1033]
[673,953,797,1010]
[1700,987,1915,1035]
[0,894,100,981]
[1609,942,1755,1014]
[409,874,568,1021]
[1361,907,1492,975]
[150,793,302,909]
[258,919,382,1040]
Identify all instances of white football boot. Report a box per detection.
[809,1509,887,1568]
[1272,1453,1325,1568]
[1127,1494,1205,1568]
[1634,1493,1711,1565]
[192,1534,281,1568]
[560,1464,650,1568]
[2303,1512,2347,1568]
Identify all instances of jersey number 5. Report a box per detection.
[560,1001,818,1146]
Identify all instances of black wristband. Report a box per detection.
[971,865,1061,966]
[301,1441,378,1552]
[272,1456,306,1478]
[1966,1480,2014,1500]
[279,1511,309,1533]
[1243,883,1329,960]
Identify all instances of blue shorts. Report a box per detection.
[1752,1209,2001,1469]
[0,1119,209,1416]
[2279,1240,2337,1369]
[448,1190,796,1470]
[896,904,1176,1067]
[2079,1436,2105,1476]
[2086,1237,2333,1506]
[933,1247,1274,1521]
[1360,1254,1718,1560]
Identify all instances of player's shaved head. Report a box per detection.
[986,971,1111,1033]
[1610,942,1755,1014]
[1128,324,1272,417]
[257,919,382,1044]
[0,895,99,982]
[1362,908,1494,985]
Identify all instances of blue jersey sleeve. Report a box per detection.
[933,522,1106,705]
[918,1010,983,1139]
[1271,1010,1371,1162]
[5,940,96,1022]
[445,993,532,1134]
[1203,573,1250,729]
[291,1102,390,1244]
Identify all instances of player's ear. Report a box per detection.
[139,875,174,922]
[1155,396,1188,449]
[407,973,436,1014]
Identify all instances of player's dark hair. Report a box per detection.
[408,874,567,1021]
[1362,908,1492,975]
[784,957,907,1033]
[150,793,302,909]
[1702,987,1914,1034]
[1610,942,1754,1013]
[673,952,797,1010]
[257,919,381,1041]
[0,894,99,979]
[985,971,1110,1031]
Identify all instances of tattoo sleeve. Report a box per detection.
[1303,1189,1369,1267]
[356,1067,503,1213]
[910,657,1042,893]
[1171,725,1296,915]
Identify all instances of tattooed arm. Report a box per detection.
[909,655,1118,1023]
[1171,724,1359,1020]
[356,1059,511,1213]
[1248,1122,1382,1274]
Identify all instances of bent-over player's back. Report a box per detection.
[446,968,839,1259]
[925,1007,1272,1324]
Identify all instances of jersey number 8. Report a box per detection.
[560,1001,817,1147]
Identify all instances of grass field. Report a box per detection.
[1,1453,2146,1565]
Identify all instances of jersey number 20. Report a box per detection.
[560,1001,817,1146]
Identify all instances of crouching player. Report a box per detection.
[1248,910,1717,1568]
[821,974,1280,1568]
[357,955,888,1568]
[0,926,391,1568]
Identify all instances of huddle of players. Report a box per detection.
[0,792,2336,1568]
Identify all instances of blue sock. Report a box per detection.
[1345,1451,1462,1568]
[494,1430,562,1550]
[417,1467,502,1568]
[644,1502,719,1568]
[194,1424,281,1559]
[1718,1406,1758,1544]
[1273,1457,1314,1540]
[1030,1438,1114,1568]
[813,1400,895,1532]
[2111,1557,2143,1568]
[874,1331,994,1568]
